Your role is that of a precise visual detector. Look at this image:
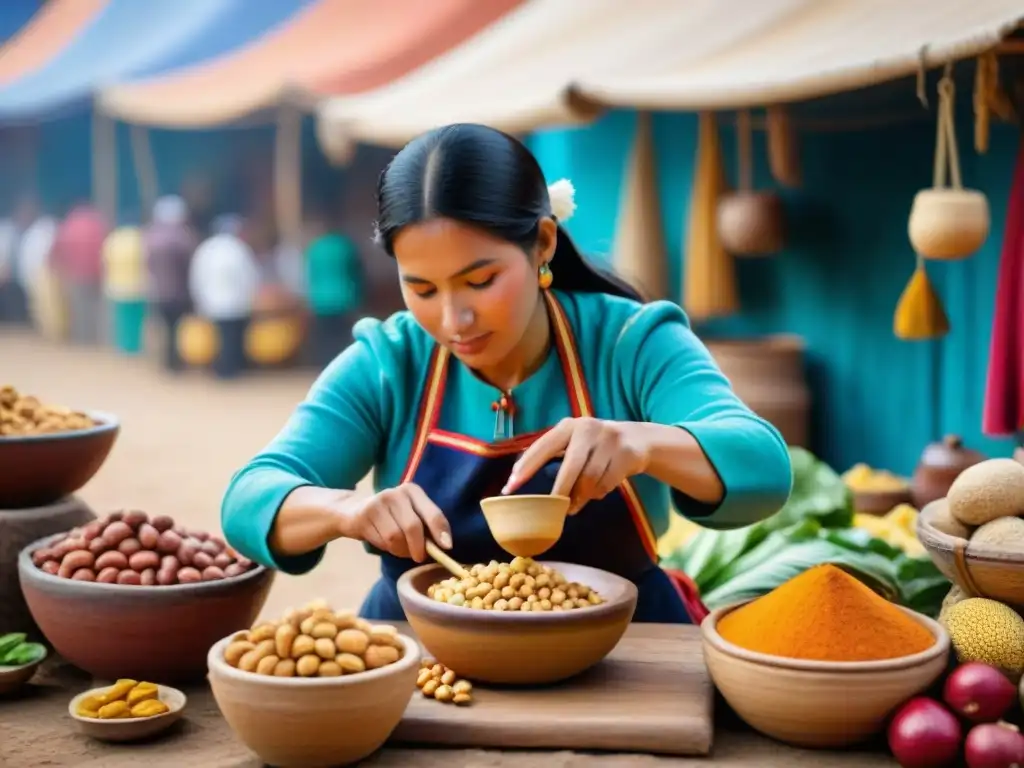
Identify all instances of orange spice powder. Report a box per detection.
[717,564,935,662]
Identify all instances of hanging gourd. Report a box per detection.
[177,315,219,367]
[908,66,990,261]
[893,257,950,340]
[765,105,802,188]
[683,112,739,320]
[717,110,784,257]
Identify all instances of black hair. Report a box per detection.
[373,123,643,302]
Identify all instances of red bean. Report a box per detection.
[129,550,160,572]
[156,530,182,555]
[213,552,233,569]
[82,521,104,542]
[190,530,210,542]
[41,561,60,575]
[138,524,159,550]
[201,540,221,557]
[160,555,180,572]
[118,537,142,556]
[201,566,225,581]
[32,548,54,567]
[105,511,124,523]
[58,550,95,579]
[176,542,198,567]
[71,568,96,581]
[122,510,148,529]
[177,567,202,584]
[95,551,129,571]
[88,538,109,556]
[103,521,133,547]
[116,570,142,586]
[192,551,213,570]
[151,515,175,533]
[96,567,119,583]
[140,568,157,586]
[236,557,253,570]
[156,568,178,586]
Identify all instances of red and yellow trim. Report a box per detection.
[543,292,658,562]
[401,292,659,563]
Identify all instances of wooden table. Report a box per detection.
[0,639,899,768]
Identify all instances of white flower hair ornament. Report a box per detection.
[547,179,577,223]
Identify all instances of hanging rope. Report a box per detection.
[932,65,963,191]
[736,109,753,191]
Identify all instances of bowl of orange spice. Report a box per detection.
[701,564,949,749]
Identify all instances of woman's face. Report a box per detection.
[393,218,556,371]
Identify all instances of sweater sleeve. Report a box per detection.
[221,327,389,574]
[618,302,793,530]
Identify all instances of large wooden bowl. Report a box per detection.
[0,411,119,509]
[397,562,637,685]
[19,533,274,683]
[208,632,420,767]
[702,601,949,748]
[917,499,1024,607]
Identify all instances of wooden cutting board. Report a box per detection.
[392,622,714,756]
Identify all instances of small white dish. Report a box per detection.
[0,656,45,695]
[68,684,187,742]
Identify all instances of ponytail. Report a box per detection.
[550,225,645,302]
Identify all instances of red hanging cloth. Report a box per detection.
[983,133,1024,437]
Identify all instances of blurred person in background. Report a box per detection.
[145,195,197,373]
[304,210,363,368]
[0,195,42,325]
[102,223,147,356]
[0,218,18,323]
[17,212,63,340]
[189,215,260,379]
[52,201,108,345]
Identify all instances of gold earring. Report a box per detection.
[538,263,553,289]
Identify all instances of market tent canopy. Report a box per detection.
[0,1,51,45]
[97,0,523,128]
[316,0,1024,152]
[572,0,1024,112]
[0,0,107,87]
[0,0,314,123]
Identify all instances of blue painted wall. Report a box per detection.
[529,110,1020,475]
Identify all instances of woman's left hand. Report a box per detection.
[501,418,650,515]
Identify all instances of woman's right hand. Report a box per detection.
[337,483,452,562]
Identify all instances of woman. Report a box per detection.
[222,124,792,623]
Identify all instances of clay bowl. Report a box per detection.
[851,483,912,516]
[19,533,274,683]
[208,632,420,767]
[701,601,949,748]
[479,494,570,558]
[69,684,187,742]
[0,652,46,696]
[0,411,119,509]
[398,561,637,685]
[917,499,1024,608]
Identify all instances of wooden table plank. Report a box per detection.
[395,622,713,756]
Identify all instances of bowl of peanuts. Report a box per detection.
[0,386,119,509]
[397,556,637,685]
[208,601,420,767]
[18,510,274,683]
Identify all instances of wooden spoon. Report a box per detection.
[425,540,469,580]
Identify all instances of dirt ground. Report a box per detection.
[5,327,379,621]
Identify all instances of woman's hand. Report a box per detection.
[502,418,651,515]
[337,483,452,562]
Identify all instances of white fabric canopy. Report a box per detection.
[317,0,1023,153]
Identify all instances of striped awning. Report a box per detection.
[315,0,1024,153]
[0,0,107,86]
[98,0,523,128]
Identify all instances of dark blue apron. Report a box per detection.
[360,292,706,625]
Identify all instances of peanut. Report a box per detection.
[225,641,254,666]
[335,653,366,674]
[291,634,316,658]
[364,644,400,669]
[275,624,297,659]
[296,654,320,677]
[314,638,336,660]
[256,654,280,675]
[336,629,369,655]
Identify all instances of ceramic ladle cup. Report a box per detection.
[479,494,571,558]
